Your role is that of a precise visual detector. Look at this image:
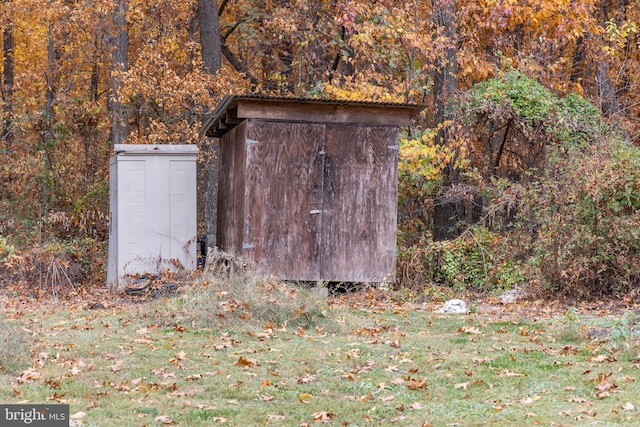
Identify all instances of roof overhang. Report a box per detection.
[201,95,426,138]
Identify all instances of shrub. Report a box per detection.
[397,226,527,294]
[0,241,87,297]
[0,236,14,263]
[523,140,640,297]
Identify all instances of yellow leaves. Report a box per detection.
[398,133,456,192]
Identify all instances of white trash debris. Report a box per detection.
[437,299,469,314]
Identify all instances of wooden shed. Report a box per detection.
[202,95,424,283]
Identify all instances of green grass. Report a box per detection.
[0,317,34,375]
[1,286,640,426]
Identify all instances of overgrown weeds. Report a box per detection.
[0,242,86,298]
[397,226,528,297]
[397,72,640,301]
[169,250,335,332]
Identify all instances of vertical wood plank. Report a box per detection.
[243,120,325,280]
[216,120,247,254]
[321,125,398,282]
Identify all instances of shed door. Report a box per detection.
[244,121,325,280]
[320,125,398,282]
[243,121,397,283]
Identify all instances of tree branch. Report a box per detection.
[221,41,259,88]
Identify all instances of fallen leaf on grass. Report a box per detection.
[595,372,617,398]
[346,348,361,360]
[267,414,286,422]
[311,411,334,423]
[168,351,187,365]
[518,396,541,405]
[155,415,175,425]
[296,373,316,384]
[259,395,274,401]
[454,382,470,390]
[235,356,259,368]
[110,360,124,373]
[167,388,197,397]
[299,393,312,402]
[457,325,482,335]
[17,367,40,383]
[406,378,428,390]
[591,354,616,363]
[567,397,590,403]
[498,370,527,377]
[71,412,86,420]
[410,402,424,409]
[622,402,635,411]
[47,391,67,402]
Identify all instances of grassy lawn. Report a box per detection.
[2,279,640,426]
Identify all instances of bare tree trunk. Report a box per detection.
[198,0,222,247]
[2,22,14,150]
[198,0,222,74]
[432,0,458,146]
[596,59,620,117]
[432,0,458,185]
[570,37,585,84]
[42,28,56,213]
[111,0,129,146]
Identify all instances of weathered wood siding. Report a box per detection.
[243,121,325,280]
[321,125,398,282]
[223,120,398,282]
[217,121,247,254]
[209,97,421,283]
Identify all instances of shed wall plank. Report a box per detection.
[217,121,247,254]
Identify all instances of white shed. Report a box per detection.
[107,144,198,289]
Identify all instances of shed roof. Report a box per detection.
[201,95,426,138]
[114,144,199,155]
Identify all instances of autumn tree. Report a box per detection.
[432,0,457,149]
[2,11,13,150]
[198,0,222,245]
[111,0,128,146]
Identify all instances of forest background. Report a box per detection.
[0,0,639,300]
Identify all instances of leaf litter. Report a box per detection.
[3,275,640,425]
